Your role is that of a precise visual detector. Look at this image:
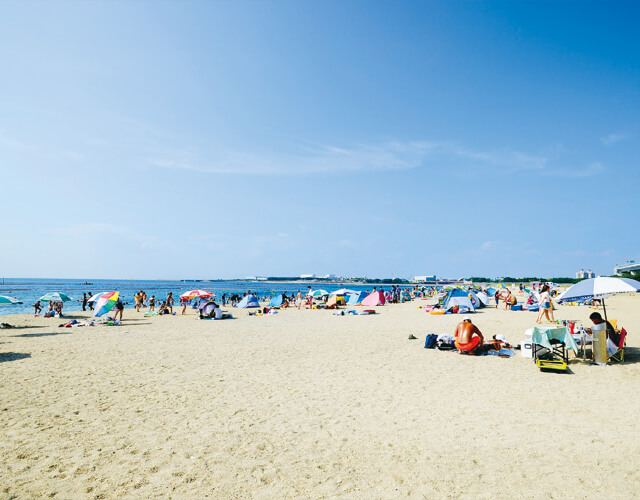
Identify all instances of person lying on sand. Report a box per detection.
[454,316,484,355]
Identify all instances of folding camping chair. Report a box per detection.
[609,328,627,363]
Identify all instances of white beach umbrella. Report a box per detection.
[557,277,640,302]
[557,276,640,321]
[330,288,357,296]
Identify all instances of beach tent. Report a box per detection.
[327,295,346,308]
[347,291,368,306]
[361,291,386,306]
[475,291,491,306]
[235,294,260,308]
[443,288,475,313]
[400,290,412,302]
[468,291,482,309]
[330,288,356,297]
[268,294,284,307]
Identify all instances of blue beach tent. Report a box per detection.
[347,291,368,306]
[268,294,284,307]
[235,294,260,308]
[443,288,475,313]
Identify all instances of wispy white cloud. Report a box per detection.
[543,162,605,178]
[453,148,547,172]
[46,223,166,248]
[147,140,555,177]
[480,240,500,251]
[600,132,628,146]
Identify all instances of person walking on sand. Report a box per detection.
[536,284,555,324]
[33,300,42,315]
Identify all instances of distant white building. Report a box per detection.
[300,274,315,279]
[412,275,437,283]
[322,274,337,280]
[576,269,596,279]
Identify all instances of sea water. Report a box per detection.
[0,278,384,316]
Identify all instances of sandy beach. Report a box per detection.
[1,294,639,498]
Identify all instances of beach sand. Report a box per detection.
[1,294,639,498]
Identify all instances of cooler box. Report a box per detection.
[512,305,522,311]
[521,339,534,358]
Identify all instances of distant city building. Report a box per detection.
[322,274,337,280]
[576,269,595,279]
[411,275,437,283]
[300,274,315,279]
[614,260,640,276]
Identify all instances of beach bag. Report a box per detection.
[424,334,438,349]
[436,334,456,351]
[437,339,456,350]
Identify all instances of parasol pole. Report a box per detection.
[602,297,608,324]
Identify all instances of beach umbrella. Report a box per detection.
[0,295,22,305]
[310,289,329,298]
[88,292,107,303]
[180,289,215,300]
[94,291,119,317]
[557,277,640,322]
[330,288,356,296]
[40,292,73,302]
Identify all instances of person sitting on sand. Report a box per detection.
[505,291,517,310]
[454,316,484,355]
[158,301,170,315]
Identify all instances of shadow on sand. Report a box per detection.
[0,352,31,363]
[12,331,72,338]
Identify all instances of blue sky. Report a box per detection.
[1,1,638,280]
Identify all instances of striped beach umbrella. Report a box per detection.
[0,295,22,305]
[40,292,73,302]
[94,291,119,317]
[180,289,215,300]
[310,289,329,298]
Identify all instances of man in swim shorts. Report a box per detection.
[454,316,484,354]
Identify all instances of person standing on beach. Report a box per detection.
[113,297,124,322]
[166,292,174,314]
[181,296,188,315]
[149,295,156,311]
[296,290,303,310]
[495,290,500,308]
[33,300,42,315]
[87,292,94,310]
[81,293,88,311]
